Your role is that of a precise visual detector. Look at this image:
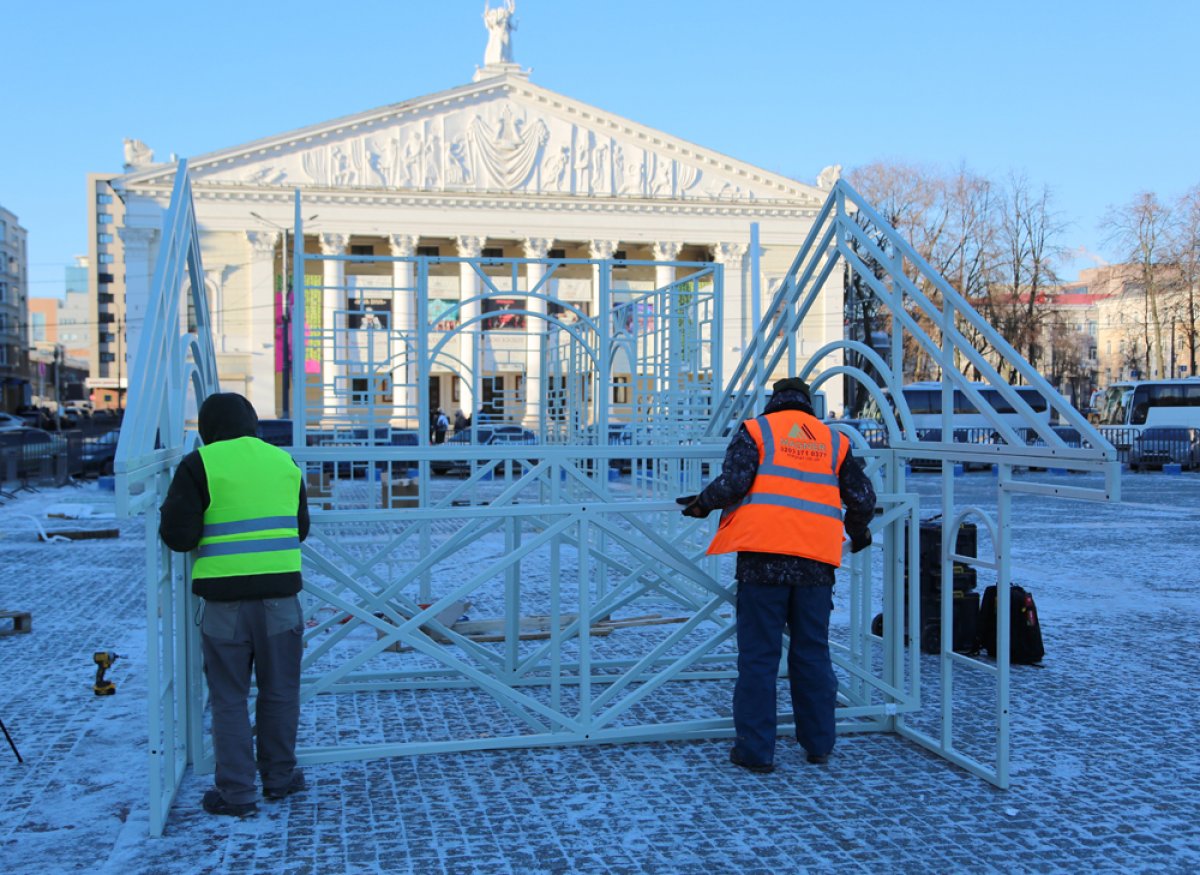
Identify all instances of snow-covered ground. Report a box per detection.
[0,470,1198,873]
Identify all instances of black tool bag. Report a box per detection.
[919,590,980,655]
[978,584,1044,664]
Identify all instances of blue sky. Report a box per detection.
[6,0,1198,298]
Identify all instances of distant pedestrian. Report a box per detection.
[677,378,876,773]
[434,409,449,444]
[159,392,309,817]
[453,409,468,433]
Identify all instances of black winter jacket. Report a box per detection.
[695,389,877,586]
[159,393,310,601]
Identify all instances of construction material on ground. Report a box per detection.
[0,611,31,636]
[39,528,120,542]
[375,610,688,652]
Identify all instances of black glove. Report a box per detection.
[849,529,872,554]
[675,494,711,519]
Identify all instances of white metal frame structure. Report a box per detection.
[112,162,221,835]
[714,182,1120,786]
[120,172,1118,836]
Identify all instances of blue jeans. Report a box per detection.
[733,582,837,766]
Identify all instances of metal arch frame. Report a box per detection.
[112,161,221,837]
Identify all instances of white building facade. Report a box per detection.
[113,39,843,422]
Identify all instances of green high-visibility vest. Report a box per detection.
[193,436,302,580]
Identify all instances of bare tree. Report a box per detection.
[1170,184,1200,375]
[1103,192,1175,379]
[844,162,948,405]
[983,174,1065,382]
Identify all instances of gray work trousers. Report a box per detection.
[200,596,303,805]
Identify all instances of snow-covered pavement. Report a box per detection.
[1,471,1198,873]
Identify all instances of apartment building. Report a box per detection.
[0,204,30,411]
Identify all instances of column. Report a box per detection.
[456,235,483,416]
[652,241,681,290]
[117,226,159,394]
[589,240,620,432]
[246,230,281,416]
[589,238,619,313]
[389,234,417,427]
[319,233,348,417]
[523,237,551,429]
[713,242,748,390]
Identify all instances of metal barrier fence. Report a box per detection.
[0,431,71,490]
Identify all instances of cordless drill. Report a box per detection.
[93,652,121,696]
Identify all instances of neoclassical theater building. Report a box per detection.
[112,8,842,423]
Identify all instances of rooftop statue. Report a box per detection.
[483,0,516,66]
[123,138,155,170]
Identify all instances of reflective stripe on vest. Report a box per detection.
[193,436,302,580]
[706,410,849,567]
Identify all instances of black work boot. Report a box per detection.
[729,747,775,774]
[202,788,257,817]
[263,768,306,801]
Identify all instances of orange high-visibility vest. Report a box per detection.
[706,410,849,567]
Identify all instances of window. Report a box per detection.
[451,376,460,403]
[481,247,504,259]
[98,293,114,304]
[97,213,113,224]
[350,244,374,256]
[100,352,115,363]
[98,272,114,284]
[349,376,390,406]
[97,194,113,205]
[99,333,114,344]
[417,245,440,257]
[98,233,113,244]
[98,253,114,264]
[548,248,566,260]
[99,312,115,324]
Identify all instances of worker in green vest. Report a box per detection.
[160,392,310,817]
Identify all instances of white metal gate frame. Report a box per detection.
[119,170,1119,836]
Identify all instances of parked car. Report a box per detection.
[13,408,52,430]
[909,428,993,472]
[81,430,121,476]
[257,418,295,448]
[432,425,537,475]
[1129,427,1200,471]
[831,418,890,449]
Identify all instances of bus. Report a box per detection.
[1095,379,1200,430]
[860,381,1052,432]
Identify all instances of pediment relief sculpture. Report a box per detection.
[173,89,813,204]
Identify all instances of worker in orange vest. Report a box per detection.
[678,377,876,773]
